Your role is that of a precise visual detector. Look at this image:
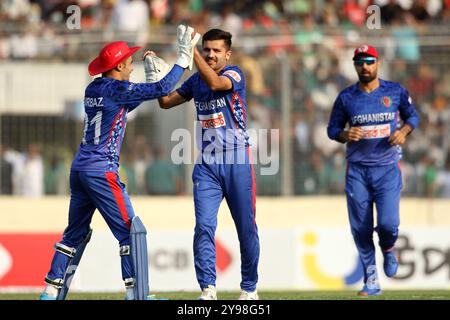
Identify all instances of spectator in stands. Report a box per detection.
[1,0,32,22]
[423,155,439,198]
[409,0,431,23]
[0,144,13,195]
[391,12,420,62]
[9,26,38,60]
[145,146,181,195]
[132,135,153,194]
[341,0,366,26]
[3,146,24,195]
[96,0,115,29]
[294,150,329,195]
[380,0,404,25]
[110,0,149,45]
[209,4,243,40]
[21,143,44,197]
[328,149,346,194]
[118,152,138,195]
[166,0,192,25]
[407,63,436,101]
[437,157,450,198]
[44,153,69,195]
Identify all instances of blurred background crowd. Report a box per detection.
[0,0,450,198]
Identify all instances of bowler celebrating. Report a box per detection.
[327,45,419,296]
[152,29,260,300]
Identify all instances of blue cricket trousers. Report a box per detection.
[345,162,402,284]
[47,170,135,282]
[192,147,260,292]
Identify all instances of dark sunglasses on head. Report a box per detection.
[354,57,377,66]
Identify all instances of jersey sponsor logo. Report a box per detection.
[198,112,226,129]
[352,112,396,125]
[360,123,391,139]
[223,70,241,82]
[195,97,226,111]
[381,96,392,108]
[84,97,104,108]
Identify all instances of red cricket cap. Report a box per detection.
[88,41,141,76]
[353,44,379,60]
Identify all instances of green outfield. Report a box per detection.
[1,290,449,300]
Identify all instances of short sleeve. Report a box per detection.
[222,67,245,91]
[176,75,195,101]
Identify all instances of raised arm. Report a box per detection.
[106,65,185,107]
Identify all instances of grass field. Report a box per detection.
[1,290,449,300]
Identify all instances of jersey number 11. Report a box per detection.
[82,111,102,145]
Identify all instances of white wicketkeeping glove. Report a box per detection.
[144,54,171,83]
[175,24,201,70]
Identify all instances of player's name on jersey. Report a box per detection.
[352,112,396,125]
[195,97,226,111]
[85,97,104,108]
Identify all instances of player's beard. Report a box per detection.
[358,69,377,83]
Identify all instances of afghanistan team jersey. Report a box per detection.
[327,79,420,166]
[176,65,250,153]
[71,65,184,172]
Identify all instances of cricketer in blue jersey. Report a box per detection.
[327,45,419,296]
[40,26,200,300]
[150,29,259,300]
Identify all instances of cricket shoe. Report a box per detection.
[198,285,217,300]
[238,289,259,300]
[383,250,398,278]
[39,292,57,300]
[357,284,382,297]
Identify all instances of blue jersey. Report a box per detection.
[176,65,249,152]
[327,79,419,166]
[71,65,184,172]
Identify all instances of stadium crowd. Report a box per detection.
[0,0,450,198]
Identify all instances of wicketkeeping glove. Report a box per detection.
[175,24,201,70]
[144,54,171,83]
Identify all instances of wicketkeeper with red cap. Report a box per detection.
[40,25,200,300]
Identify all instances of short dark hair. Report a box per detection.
[202,29,232,50]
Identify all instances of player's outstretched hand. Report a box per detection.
[143,51,170,83]
[175,24,201,70]
[389,130,406,146]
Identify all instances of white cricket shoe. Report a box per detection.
[238,289,259,300]
[198,285,217,300]
[39,285,59,300]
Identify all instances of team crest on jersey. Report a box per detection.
[381,96,392,108]
[223,70,241,82]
